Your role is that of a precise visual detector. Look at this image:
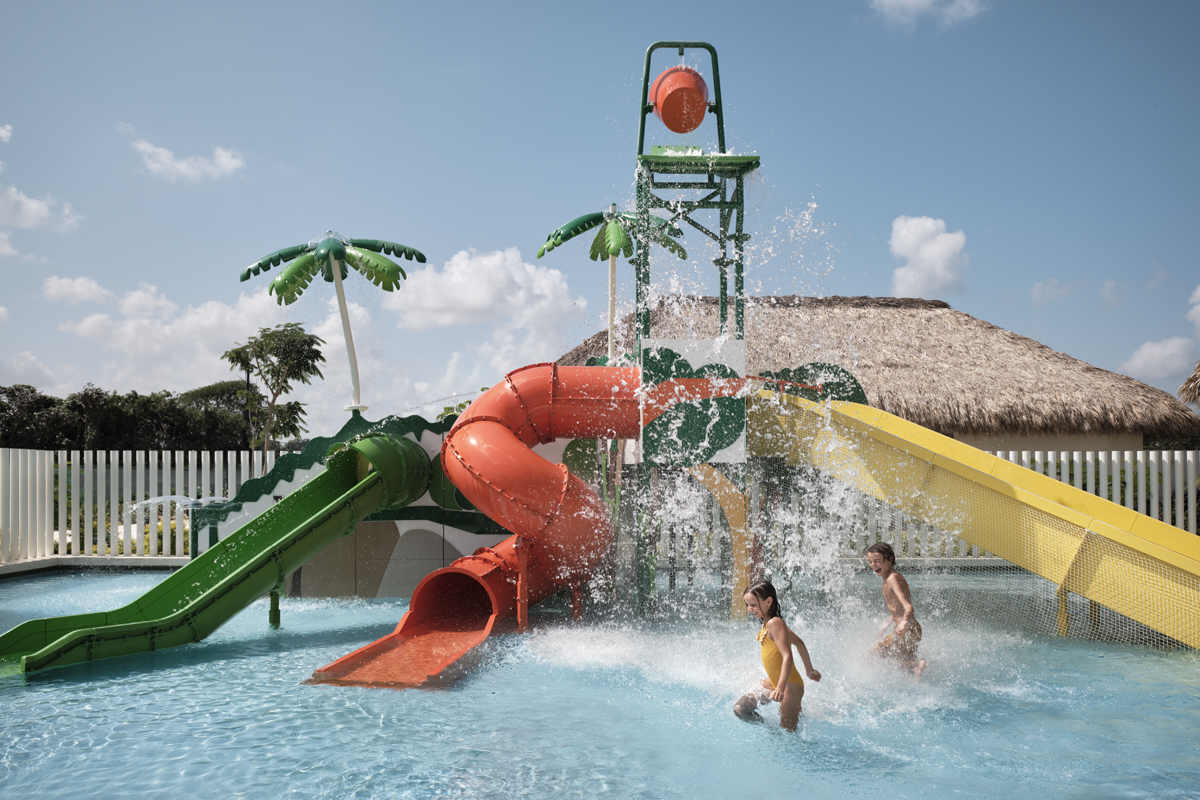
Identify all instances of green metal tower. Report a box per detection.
[633,41,760,342]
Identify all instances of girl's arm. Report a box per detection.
[789,630,822,682]
[766,617,796,701]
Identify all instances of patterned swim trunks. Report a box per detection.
[876,620,922,659]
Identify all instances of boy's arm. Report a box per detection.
[888,573,917,631]
[789,630,822,682]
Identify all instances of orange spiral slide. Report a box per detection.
[309,364,641,689]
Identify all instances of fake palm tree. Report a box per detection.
[240,231,425,412]
[537,206,684,362]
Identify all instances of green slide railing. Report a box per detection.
[0,434,430,675]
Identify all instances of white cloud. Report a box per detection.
[888,215,967,298]
[43,275,115,304]
[0,306,8,324]
[0,231,17,257]
[869,0,986,30]
[58,283,288,392]
[46,249,587,438]
[1119,337,1195,381]
[384,247,587,374]
[0,125,11,143]
[1101,279,1124,308]
[0,350,56,386]
[131,139,246,182]
[0,181,83,232]
[1144,263,1168,289]
[1188,283,1200,338]
[1030,277,1086,307]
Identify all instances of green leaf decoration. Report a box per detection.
[346,247,406,290]
[349,239,426,264]
[242,242,313,281]
[267,253,320,306]
[655,231,687,260]
[538,210,684,262]
[319,257,350,283]
[619,212,683,239]
[563,437,599,485]
[641,347,744,465]
[588,225,607,261]
[759,363,868,405]
[612,213,687,261]
[537,212,606,259]
[606,220,633,259]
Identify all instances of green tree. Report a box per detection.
[0,384,63,448]
[239,231,424,412]
[180,380,265,450]
[1,382,259,451]
[222,323,325,457]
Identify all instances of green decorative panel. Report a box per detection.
[563,438,599,485]
[640,339,746,466]
[759,363,868,405]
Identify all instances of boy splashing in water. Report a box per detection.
[867,542,926,680]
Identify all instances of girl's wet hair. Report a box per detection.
[867,541,896,564]
[743,579,782,620]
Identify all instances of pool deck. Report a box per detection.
[0,555,189,579]
[0,555,1012,583]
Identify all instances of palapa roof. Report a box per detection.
[1181,361,1200,407]
[557,295,1199,439]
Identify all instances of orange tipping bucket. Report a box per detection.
[650,66,709,134]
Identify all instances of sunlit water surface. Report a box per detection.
[1,570,1198,799]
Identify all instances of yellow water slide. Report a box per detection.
[747,392,1200,649]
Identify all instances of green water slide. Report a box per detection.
[0,435,431,676]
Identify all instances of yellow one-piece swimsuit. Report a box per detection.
[758,624,803,687]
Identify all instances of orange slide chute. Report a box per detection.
[310,364,640,689]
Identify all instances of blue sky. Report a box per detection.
[2,0,1198,435]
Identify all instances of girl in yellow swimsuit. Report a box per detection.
[734,579,822,731]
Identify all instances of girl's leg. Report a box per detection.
[733,692,762,722]
[734,680,773,723]
[777,682,805,731]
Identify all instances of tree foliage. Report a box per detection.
[222,323,325,456]
[0,382,257,451]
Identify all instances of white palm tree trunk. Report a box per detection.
[608,252,616,362]
[329,253,366,412]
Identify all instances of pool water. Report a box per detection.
[1,570,1198,799]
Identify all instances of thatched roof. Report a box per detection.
[557,295,1199,439]
[1181,361,1200,407]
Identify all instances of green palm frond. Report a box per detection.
[240,243,313,281]
[537,212,606,258]
[320,258,350,283]
[268,253,321,305]
[607,221,634,259]
[346,247,406,290]
[588,221,634,261]
[622,214,687,260]
[540,210,685,262]
[616,212,684,239]
[349,239,427,263]
[655,232,687,260]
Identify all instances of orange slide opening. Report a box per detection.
[310,364,641,689]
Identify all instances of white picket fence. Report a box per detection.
[0,446,1195,566]
[992,449,1198,535]
[0,449,278,563]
